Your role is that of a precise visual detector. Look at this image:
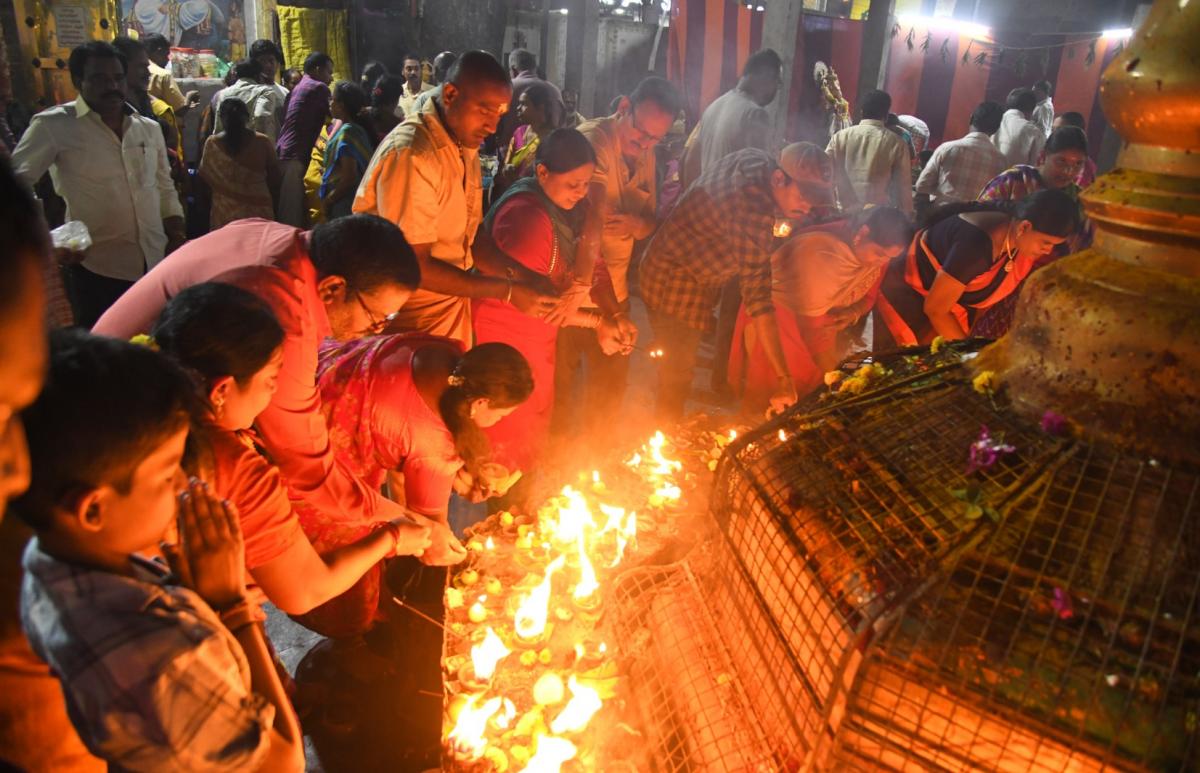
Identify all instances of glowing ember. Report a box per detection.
[514,555,565,640]
[448,694,503,759]
[521,735,577,772]
[573,532,599,600]
[471,627,511,681]
[549,675,604,734]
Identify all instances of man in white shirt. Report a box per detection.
[994,88,1046,168]
[12,41,184,328]
[249,39,290,106]
[1031,80,1055,138]
[826,88,913,214]
[397,53,435,118]
[915,101,1007,208]
[213,59,285,141]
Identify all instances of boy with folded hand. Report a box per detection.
[13,330,304,772]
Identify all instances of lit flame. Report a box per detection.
[778,428,788,442]
[514,555,565,639]
[626,452,642,467]
[550,486,594,544]
[648,431,682,475]
[470,627,511,681]
[648,347,664,359]
[448,694,502,759]
[573,532,599,600]
[492,698,517,730]
[520,735,577,772]
[591,470,600,484]
[549,676,603,734]
[608,510,637,568]
[485,536,495,550]
[729,429,738,441]
[654,483,682,501]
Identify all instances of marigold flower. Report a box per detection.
[972,370,998,395]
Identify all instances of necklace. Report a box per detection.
[1001,225,1017,273]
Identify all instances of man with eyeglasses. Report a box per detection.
[12,41,185,329]
[93,215,468,566]
[552,76,680,443]
[355,50,558,345]
[639,143,835,421]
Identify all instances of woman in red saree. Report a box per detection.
[473,128,631,480]
[729,207,914,414]
[290,335,533,637]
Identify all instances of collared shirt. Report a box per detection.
[277,74,331,161]
[92,219,407,525]
[579,114,657,303]
[20,539,273,771]
[915,131,1007,206]
[216,78,286,142]
[696,88,770,176]
[639,148,780,331]
[397,80,435,118]
[147,61,187,111]
[994,109,1046,169]
[12,99,182,281]
[354,97,482,343]
[1032,97,1054,138]
[825,119,913,213]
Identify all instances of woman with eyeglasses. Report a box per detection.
[969,126,1091,337]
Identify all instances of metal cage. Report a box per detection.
[611,345,1200,771]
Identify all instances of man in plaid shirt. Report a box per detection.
[915,101,1007,209]
[640,142,834,419]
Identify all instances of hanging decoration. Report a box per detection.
[894,21,1118,74]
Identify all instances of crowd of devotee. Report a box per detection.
[0,29,1093,769]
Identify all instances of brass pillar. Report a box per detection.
[977,0,1200,465]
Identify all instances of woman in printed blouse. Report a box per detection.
[729,206,913,412]
[319,81,375,221]
[290,336,533,637]
[874,189,1080,348]
[473,128,632,479]
[970,125,1091,337]
[151,283,431,619]
[494,81,564,198]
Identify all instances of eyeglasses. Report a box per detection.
[627,107,667,146]
[355,291,391,335]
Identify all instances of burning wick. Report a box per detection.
[633,344,665,359]
[514,555,565,640]
[470,626,511,681]
[448,694,503,759]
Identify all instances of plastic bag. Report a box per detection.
[50,220,92,253]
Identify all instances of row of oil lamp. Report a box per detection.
[441,431,691,771]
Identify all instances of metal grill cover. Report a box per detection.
[705,344,1200,771]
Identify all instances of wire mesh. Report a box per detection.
[609,557,792,771]
[698,346,1200,772]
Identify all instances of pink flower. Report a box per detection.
[966,426,1016,474]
